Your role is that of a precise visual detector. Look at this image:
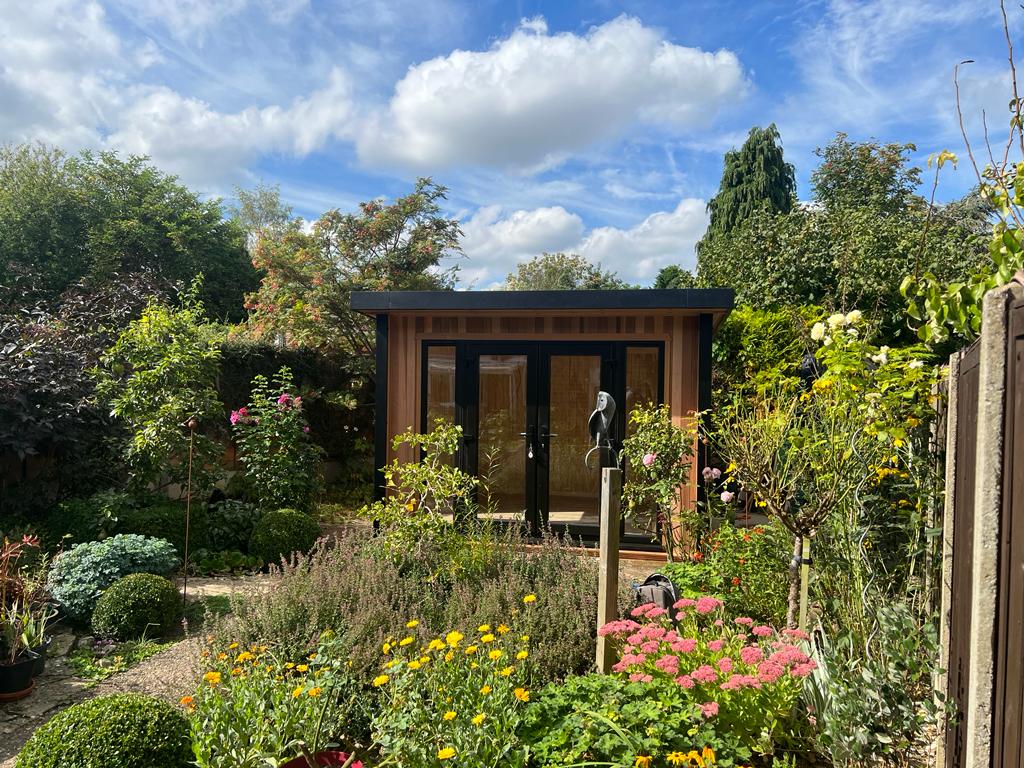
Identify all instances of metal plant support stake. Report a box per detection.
[181,417,198,635]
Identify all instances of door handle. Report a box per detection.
[518,431,536,459]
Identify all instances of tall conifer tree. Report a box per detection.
[698,124,795,254]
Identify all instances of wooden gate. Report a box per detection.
[991,294,1024,767]
[944,340,980,768]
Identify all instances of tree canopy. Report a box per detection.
[653,265,697,289]
[0,144,256,320]
[504,252,632,290]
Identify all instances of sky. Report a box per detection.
[0,0,1018,287]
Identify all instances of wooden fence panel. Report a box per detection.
[945,341,980,768]
[993,296,1024,767]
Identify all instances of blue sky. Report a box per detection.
[0,0,1016,286]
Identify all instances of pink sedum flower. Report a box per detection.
[700,701,719,718]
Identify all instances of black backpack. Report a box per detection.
[633,573,679,622]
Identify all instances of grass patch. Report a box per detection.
[68,639,166,683]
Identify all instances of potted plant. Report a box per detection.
[0,601,38,700]
[23,604,57,677]
[279,749,363,768]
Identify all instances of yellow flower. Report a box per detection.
[286,662,295,669]
[496,624,510,634]
[514,687,529,702]
[465,645,478,655]
[437,747,456,760]
[204,671,222,686]
[520,635,529,643]
[308,687,322,697]
[179,695,195,710]
[478,624,491,632]
[373,674,389,687]
[635,757,652,768]
[480,685,492,695]
[516,650,528,660]
[523,594,537,604]
[228,642,239,650]
[499,666,514,677]
[725,461,737,474]
[470,662,478,669]
[306,651,315,659]
[383,642,392,654]
[701,746,716,765]
[408,660,422,670]
[687,751,705,768]
[235,651,254,663]
[445,631,464,647]
[292,685,303,698]
[231,667,242,676]
[667,753,686,766]
[444,651,454,662]
[217,652,228,661]
[472,713,486,726]
[443,710,456,721]
[488,649,503,661]
[893,438,906,448]
[399,636,414,647]
[481,634,495,644]
[406,619,419,628]
[296,664,308,673]
[428,639,446,651]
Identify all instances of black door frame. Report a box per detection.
[421,339,664,546]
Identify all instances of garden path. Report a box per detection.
[0,574,268,767]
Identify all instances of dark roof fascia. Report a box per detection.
[350,289,735,316]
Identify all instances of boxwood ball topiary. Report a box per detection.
[92,573,181,640]
[249,508,321,565]
[15,692,192,768]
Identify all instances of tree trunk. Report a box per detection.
[787,534,802,628]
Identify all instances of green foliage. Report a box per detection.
[15,692,192,768]
[504,252,632,290]
[653,264,697,289]
[189,634,357,767]
[231,367,321,511]
[248,508,321,565]
[620,403,695,561]
[660,522,790,625]
[44,490,138,546]
[190,549,263,575]
[46,534,179,623]
[522,675,747,767]
[700,123,795,248]
[91,573,181,640]
[242,178,461,374]
[810,133,920,214]
[0,144,254,319]
[94,281,224,492]
[206,500,263,553]
[712,305,819,396]
[803,605,942,765]
[371,621,532,767]
[117,502,209,558]
[68,638,166,682]
[697,135,989,341]
[362,420,477,569]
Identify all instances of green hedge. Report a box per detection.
[92,573,181,640]
[116,502,209,556]
[249,508,321,565]
[16,693,192,768]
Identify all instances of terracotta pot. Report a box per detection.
[0,654,37,701]
[30,636,52,677]
[279,751,362,768]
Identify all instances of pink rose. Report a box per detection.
[720,490,735,503]
[642,452,657,467]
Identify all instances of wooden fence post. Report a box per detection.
[596,467,622,673]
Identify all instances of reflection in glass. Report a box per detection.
[547,355,602,529]
[425,346,456,428]
[478,355,527,522]
[625,347,661,537]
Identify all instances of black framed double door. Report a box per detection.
[461,341,613,539]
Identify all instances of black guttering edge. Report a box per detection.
[350,288,735,314]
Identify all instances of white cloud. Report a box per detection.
[110,0,309,39]
[458,198,707,287]
[358,15,748,171]
[577,198,707,281]
[459,205,584,287]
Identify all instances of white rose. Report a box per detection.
[845,309,863,324]
[908,360,924,369]
[810,322,826,341]
[827,313,847,329]
[870,351,888,364]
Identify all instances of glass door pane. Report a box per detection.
[477,354,528,523]
[545,355,602,532]
[624,347,661,538]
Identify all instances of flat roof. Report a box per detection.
[351,288,735,315]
